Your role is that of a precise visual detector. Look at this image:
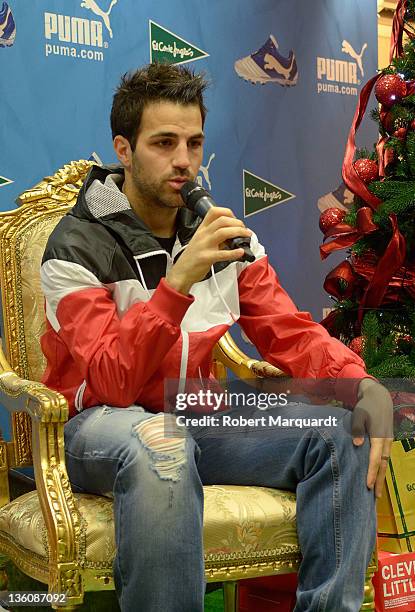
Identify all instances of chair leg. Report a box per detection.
[223,580,239,612]
[360,565,376,611]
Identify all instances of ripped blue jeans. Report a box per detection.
[63,403,376,612]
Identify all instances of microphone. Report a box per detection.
[180,181,255,263]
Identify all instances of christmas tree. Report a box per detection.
[319,0,415,437]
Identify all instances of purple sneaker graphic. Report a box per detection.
[235,34,298,86]
[317,181,355,213]
[0,2,16,48]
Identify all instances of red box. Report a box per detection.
[239,574,297,612]
[373,550,415,612]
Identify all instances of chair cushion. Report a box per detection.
[0,486,298,570]
[19,215,62,381]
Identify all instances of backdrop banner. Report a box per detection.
[0,0,378,438]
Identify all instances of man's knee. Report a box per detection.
[133,413,196,482]
[317,408,372,474]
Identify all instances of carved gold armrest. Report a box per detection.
[0,338,67,420]
[0,345,83,601]
[0,370,67,422]
[215,331,286,379]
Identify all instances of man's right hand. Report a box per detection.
[166,207,252,295]
[352,378,394,499]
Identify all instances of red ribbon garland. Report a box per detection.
[352,247,415,303]
[358,214,406,321]
[389,0,412,63]
[376,136,387,178]
[342,74,383,210]
[320,207,378,260]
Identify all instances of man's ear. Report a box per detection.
[113,135,132,168]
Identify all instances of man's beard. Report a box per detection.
[131,159,191,209]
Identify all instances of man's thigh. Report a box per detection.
[193,402,365,490]
[63,405,158,494]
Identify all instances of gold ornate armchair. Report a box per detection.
[0,161,376,611]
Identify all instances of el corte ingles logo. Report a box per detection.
[243,170,295,217]
[149,20,209,65]
[0,175,13,188]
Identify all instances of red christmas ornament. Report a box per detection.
[411,119,415,130]
[375,74,406,108]
[394,127,408,140]
[353,158,378,184]
[319,208,346,233]
[349,336,364,357]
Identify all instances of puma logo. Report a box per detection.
[197,153,215,191]
[264,52,295,80]
[80,0,118,39]
[341,40,367,77]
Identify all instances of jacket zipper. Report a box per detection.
[134,249,189,394]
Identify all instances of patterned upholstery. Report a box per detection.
[20,215,61,382]
[0,486,299,576]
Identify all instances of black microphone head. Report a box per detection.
[180,181,211,212]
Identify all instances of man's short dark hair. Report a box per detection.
[111,63,208,150]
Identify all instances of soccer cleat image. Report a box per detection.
[317,181,355,213]
[0,1,16,47]
[234,34,298,86]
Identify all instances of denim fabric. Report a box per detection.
[64,402,376,612]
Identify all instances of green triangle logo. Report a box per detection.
[0,176,13,188]
[149,20,209,66]
[243,170,295,217]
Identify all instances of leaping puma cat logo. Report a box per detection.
[197,153,215,191]
[80,0,118,39]
[341,40,367,77]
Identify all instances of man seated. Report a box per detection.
[40,62,392,612]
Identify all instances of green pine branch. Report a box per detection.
[355,147,377,161]
[368,180,415,200]
[343,202,359,227]
[368,165,415,221]
[407,0,415,21]
[362,312,380,369]
[368,355,415,378]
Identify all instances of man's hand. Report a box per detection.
[166,207,252,295]
[352,378,393,498]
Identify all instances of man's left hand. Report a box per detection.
[352,378,393,499]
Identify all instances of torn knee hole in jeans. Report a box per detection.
[133,414,187,483]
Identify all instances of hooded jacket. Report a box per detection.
[40,165,370,419]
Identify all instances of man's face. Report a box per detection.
[129,100,204,209]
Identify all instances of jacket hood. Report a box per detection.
[70,164,201,257]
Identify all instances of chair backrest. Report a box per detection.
[0,161,93,466]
